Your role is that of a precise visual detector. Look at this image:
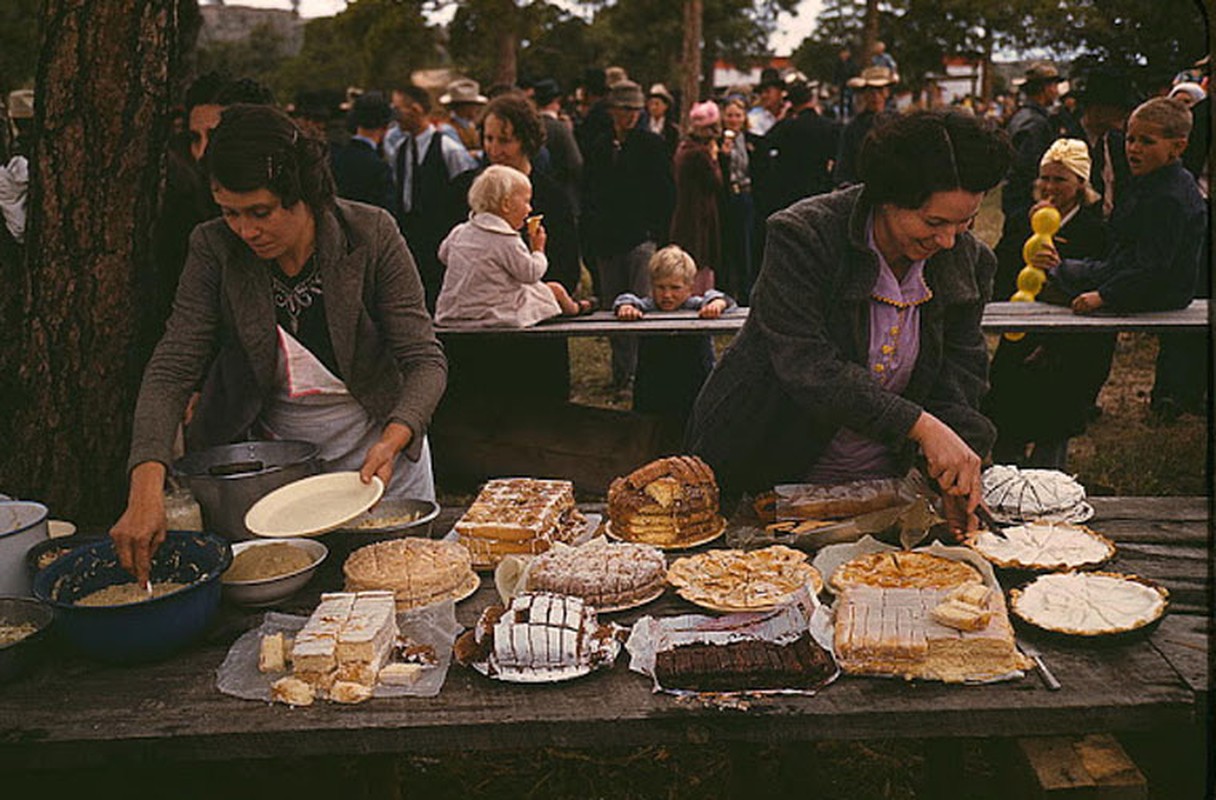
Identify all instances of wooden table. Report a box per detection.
[433,300,1209,338]
[0,498,1206,770]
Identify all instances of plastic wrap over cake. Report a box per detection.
[626,587,839,695]
[982,465,1093,523]
[455,591,623,682]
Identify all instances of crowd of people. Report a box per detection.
[20,48,1194,578]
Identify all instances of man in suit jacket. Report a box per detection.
[765,80,840,211]
[330,92,395,213]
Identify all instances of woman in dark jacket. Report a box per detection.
[444,94,582,407]
[687,110,1012,535]
[669,101,724,295]
[984,139,1112,468]
[112,105,447,581]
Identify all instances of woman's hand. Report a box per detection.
[1029,240,1060,271]
[909,412,983,534]
[941,494,979,540]
[1071,291,1104,313]
[360,422,413,487]
[109,462,168,584]
[699,298,727,319]
[616,304,643,320]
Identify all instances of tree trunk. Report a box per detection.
[0,0,185,523]
[680,0,702,129]
[493,0,517,88]
[862,0,879,69]
[981,27,994,101]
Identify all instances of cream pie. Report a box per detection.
[1009,572,1168,637]
[968,522,1115,571]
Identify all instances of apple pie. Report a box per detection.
[829,551,982,593]
[667,545,823,610]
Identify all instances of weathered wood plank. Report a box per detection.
[1014,734,1147,799]
[432,301,1209,338]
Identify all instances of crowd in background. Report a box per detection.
[2,42,1210,468]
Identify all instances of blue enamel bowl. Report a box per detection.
[32,530,232,664]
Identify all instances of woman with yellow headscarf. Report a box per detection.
[984,139,1113,469]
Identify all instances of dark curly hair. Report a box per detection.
[205,103,335,213]
[479,94,546,160]
[859,110,1012,209]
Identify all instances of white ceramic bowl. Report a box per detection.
[221,538,327,607]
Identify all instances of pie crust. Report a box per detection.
[829,551,982,593]
[1009,571,1169,637]
[667,545,823,610]
[967,522,1116,571]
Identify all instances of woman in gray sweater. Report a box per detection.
[112,105,447,581]
[688,110,1012,535]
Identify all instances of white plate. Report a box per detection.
[245,473,384,538]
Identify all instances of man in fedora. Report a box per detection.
[439,77,488,159]
[833,65,897,186]
[581,79,675,391]
[764,79,839,211]
[748,68,785,136]
[330,91,395,213]
[534,78,583,215]
[1002,61,1065,226]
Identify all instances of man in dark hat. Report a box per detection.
[748,68,786,136]
[581,79,675,391]
[330,91,395,213]
[534,78,583,214]
[1074,65,1139,218]
[764,79,840,210]
[1002,62,1066,224]
[833,66,897,187]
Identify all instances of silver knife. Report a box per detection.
[1019,638,1061,690]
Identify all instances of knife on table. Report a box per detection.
[1018,638,1061,690]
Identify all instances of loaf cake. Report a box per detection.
[833,585,1030,682]
[654,633,835,691]
[454,478,586,568]
[607,456,721,547]
[526,539,667,609]
[286,591,399,701]
[454,591,619,680]
[344,537,475,609]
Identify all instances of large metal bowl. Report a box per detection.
[174,441,322,540]
[221,538,327,607]
[32,530,232,664]
[0,596,54,683]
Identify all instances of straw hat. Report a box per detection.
[847,66,897,89]
[439,78,487,107]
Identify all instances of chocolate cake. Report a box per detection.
[654,633,835,691]
[607,456,721,547]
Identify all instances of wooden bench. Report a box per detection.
[433,300,1209,338]
[0,498,1205,782]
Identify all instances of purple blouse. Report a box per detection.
[805,215,934,483]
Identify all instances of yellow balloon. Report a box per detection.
[1022,234,1050,265]
[1004,331,1027,342]
[1010,289,1036,303]
[1031,206,1061,236]
[1016,265,1046,294]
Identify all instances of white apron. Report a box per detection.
[257,326,435,502]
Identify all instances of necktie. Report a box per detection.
[1101,134,1116,221]
[410,135,422,213]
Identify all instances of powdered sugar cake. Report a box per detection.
[526,539,667,610]
[455,478,586,567]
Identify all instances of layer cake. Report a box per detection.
[455,478,586,567]
[607,456,721,547]
[282,590,399,701]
